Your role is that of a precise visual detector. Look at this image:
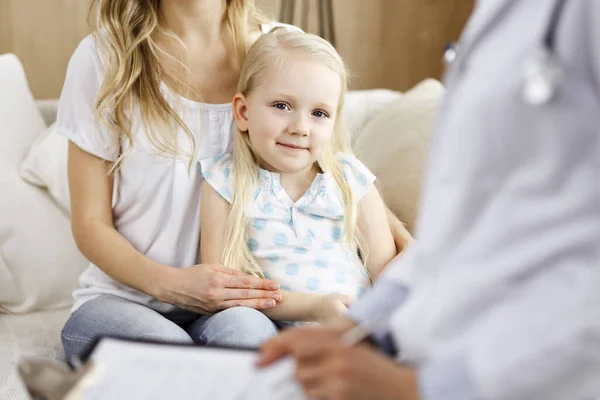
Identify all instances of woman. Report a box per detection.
[59,0,411,359]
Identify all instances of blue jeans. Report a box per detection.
[61,295,279,360]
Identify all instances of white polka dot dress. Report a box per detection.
[200,153,376,299]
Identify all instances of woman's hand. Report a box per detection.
[153,263,282,314]
[310,294,353,324]
[259,326,419,400]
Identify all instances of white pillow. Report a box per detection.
[20,123,71,214]
[343,89,403,143]
[353,79,445,233]
[0,53,87,313]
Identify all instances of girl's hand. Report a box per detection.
[153,263,282,314]
[311,294,353,324]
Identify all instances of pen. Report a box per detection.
[340,314,390,347]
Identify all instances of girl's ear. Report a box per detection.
[232,93,249,133]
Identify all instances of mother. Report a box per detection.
[59,0,410,360]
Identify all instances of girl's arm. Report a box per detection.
[201,181,350,322]
[386,207,415,253]
[358,185,399,281]
[262,291,351,323]
[199,180,230,265]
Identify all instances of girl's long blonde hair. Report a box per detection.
[222,29,368,277]
[88,0,268,169]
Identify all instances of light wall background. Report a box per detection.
[0,0,474,99]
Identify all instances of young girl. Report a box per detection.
[200,29,398,323]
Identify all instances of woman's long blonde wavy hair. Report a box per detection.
[89,0,268,169]
[222,29,368,277]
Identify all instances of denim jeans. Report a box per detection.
[61,295,279,360]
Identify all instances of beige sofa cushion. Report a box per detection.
[0,54,87,313]
[354,79,444,233]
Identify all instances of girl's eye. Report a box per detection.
[273,102,290,111]
[312,110,329,118]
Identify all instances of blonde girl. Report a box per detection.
[200,29,400,323]
[59,0,299,359]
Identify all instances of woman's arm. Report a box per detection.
[68,141,167,295]
[68,143,280,313]
[358,185,399,280]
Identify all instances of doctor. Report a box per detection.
[259,0,600,399]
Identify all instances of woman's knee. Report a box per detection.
[195,307,278,348]
[61,296,192,360]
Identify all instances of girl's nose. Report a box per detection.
[288,114,309,136]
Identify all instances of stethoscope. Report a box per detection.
[444,0,568,106]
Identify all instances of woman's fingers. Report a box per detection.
[221,288,282,302]
[220,271,280,291]
[219,298,278,310]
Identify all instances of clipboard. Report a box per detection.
[19,336,302,400]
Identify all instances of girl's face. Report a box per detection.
[234,57,341,175]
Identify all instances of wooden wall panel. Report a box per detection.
[0,0,474,98]
[256,0,475,91]
[0,0,89,99]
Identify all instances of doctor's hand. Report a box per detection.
[258,326,420,400]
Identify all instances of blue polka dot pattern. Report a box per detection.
[306,277,321,291]
[315,257,328,269]
[273,233,288,247]
[357,172,368,185]
[262,203,275,215]
[301,235,312,248]
[223,167,232,178]
[280,285,292,291]
[247,238,259,251]
[203,170,212,180]
[356,287,365,297]
[252,218,268,230]
[308,214,324,221]
[331,226,342,241]
[213,154,225,163]
[294,247,308,255]
[285,263,299,276]
[263,271,271,279]
[334,270,347,283]
[321,243,334,250]
[266,253,280,263]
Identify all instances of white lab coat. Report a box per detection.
[384,0,600,399]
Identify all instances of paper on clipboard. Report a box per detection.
[65,338,305,400]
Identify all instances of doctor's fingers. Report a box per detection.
[218,270,281,291]
[296,355,359,400]
[258,326,337,366]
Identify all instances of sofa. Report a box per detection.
[0,52,443,399]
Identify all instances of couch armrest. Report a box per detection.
[36,99,59,126]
